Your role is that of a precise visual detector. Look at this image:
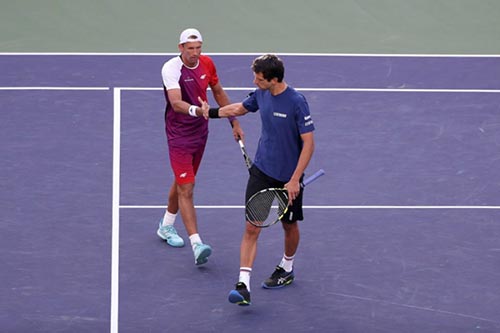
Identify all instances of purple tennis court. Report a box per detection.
[1,54,500,332]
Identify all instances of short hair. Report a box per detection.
[251,54,285,82]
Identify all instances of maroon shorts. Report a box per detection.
[168,141,207,184]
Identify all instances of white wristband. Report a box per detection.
[188,105,198,117]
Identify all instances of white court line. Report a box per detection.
[1,52,500,57]
[1,86,499,93]
[0,86,109,90]
[296,88,500,93]
[110,88,121,333]
[117,87,500,93]
[120,205,500,209]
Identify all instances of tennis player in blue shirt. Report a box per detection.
[198,54,315,305]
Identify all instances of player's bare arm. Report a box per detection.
[167,88,195,115]
[285,132,315,203]
[211,83,245,140]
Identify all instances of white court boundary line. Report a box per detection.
[0,87,109,90]
[111,88,121,333]
[1,52,500,57]
[120,205,500,209]
[119,87,500,93]
[1,86,500,94]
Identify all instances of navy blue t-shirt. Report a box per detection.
[242,86,315,182]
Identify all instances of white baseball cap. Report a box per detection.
[179,28,203,44]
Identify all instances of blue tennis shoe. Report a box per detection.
[157,220,184,247]
[193,243,212,265]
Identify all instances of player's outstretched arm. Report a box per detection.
[197,97,248,119]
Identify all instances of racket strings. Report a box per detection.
[246,190,288,227]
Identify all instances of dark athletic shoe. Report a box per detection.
[228,282,251,306]
[261,266,294,289]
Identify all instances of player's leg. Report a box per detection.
[167,182,179,213]
[261,222,298,289]
[228,223,261,305]
[228,166,268,305]
[262,186,304,289]
[181,144,212,265]
[176,181,197,235]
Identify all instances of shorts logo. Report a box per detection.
[180,172,187,178]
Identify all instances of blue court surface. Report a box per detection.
[1,54,500,333]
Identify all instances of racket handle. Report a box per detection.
[237,139,253,171]
[301,169,325,187]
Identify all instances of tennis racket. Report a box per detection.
[236,139,324,227]
[245,168,325,227]
[237,139,253,171]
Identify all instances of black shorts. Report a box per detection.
[245,165,304,223]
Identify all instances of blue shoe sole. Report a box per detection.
[228,290,251,306]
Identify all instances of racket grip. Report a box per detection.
[301,169,325,187]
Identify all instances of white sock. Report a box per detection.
[161,211,177,227]
[279,254,295,273]
[189,233,202,250]
[239,267,252,291]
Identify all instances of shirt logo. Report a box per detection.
[200,74,207,80]
[273,112,287,118]
[304,115,313,126]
